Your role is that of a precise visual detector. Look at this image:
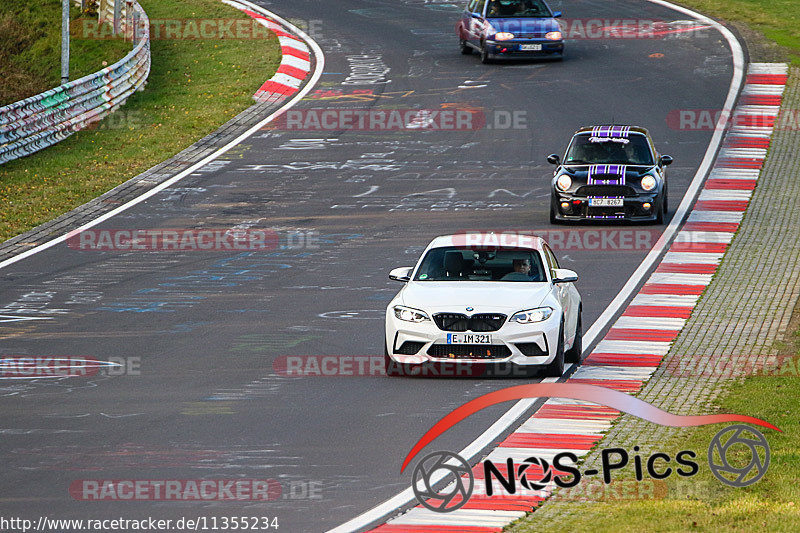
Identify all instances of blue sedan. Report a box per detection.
[457,0,564,63]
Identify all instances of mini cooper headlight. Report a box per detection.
[556,174,572,191]
[641,175,657,191]
[393,305,430,323]
[545,31,562,41]
[494,32,515,41]
[510,307,553,324]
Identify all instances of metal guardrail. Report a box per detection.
[0,1,151,165]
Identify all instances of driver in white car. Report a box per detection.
[501,258,538,281]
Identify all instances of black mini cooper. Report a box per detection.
[548,126,673,223]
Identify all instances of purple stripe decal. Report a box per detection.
[588,164,627,185]
[591,125,631,138]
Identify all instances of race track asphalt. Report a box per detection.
[0,0,735,530]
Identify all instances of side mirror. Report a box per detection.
[471,12,482,19]
[547,153,560,165]
[389,267,413,282]
[552,268,578,284]
[660,155,673,166]
[552,11,562,18]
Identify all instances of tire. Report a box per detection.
[564,308,582,364]
[384,341,402,377]
[543,322,565,377]
[480,43,492,64]
[550,198,562,224]
[654,184,667,224]
[460,39,472,55]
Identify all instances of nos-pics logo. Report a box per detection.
[412,424,771,512]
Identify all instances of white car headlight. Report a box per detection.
[494,32,515,41]
[641,175,657,191]
[393,305,430,323]
[510,307,553,324]
[546,31,562,41]
[556,174,572,191]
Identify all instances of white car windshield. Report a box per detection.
[413,247,547,281]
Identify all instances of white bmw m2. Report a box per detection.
[385,233,582,377]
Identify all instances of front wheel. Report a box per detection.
[460,39,472,55]
[480,43,492,64]
[655,200,665,224]
[550,198,561,224]
[384,342,402,377]
[564,309,582,364]
[543,322,565,377]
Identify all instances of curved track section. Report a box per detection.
[0,1,738,531]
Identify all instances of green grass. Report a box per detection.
[0,0,280,242]
[507,327,800,532]
[0,0,131,105]
[676,0,800,63]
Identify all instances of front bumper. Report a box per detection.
[486,39,564,59]
[552,191,661,222]
[385,310,560,367]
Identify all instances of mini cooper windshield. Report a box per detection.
[413,247,547,282]
[564,133,655,166]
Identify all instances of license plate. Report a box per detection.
[519,44,542,51]
[589,198,624,207]
[446,333,492,344]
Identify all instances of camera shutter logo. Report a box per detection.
[708,425,770,487]
[518,456,553,490]
[411,451,474,512]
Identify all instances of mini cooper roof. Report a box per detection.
[573,125,650,136]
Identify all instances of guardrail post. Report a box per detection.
[113,0,122,35]
[61,0,70,84]
[124,0,131,41]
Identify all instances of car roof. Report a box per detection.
[574,125,650,136]
[426,233,546,252]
